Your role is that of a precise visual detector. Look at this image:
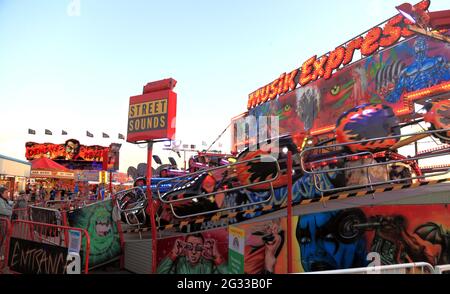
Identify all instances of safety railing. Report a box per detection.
[434,264,450,274]
[299,262,435,274]
[300,128,450,194]
[0,217,12,272]
[8,219,91,274]
[113,187,148,226]
[11,207,29,221]
[156,155,281,218]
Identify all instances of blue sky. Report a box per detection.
[0,0,448,172]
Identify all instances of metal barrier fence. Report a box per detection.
[12,207,29,221]
[0,217,12,272]
[7,219,91,274]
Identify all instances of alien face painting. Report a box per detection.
[68,200,121,268]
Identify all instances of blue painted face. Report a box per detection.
[297,211,367,272]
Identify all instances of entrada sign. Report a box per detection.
[247,0,430,109]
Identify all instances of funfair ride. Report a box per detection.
[115,0,450,274]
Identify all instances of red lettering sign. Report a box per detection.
[246,0,431,109]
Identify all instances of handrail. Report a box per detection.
[299,262,435,274]
[168,184,275,219]
[300,128,450,193]
[434,264,450,274]
[156,155,281,218]
[156,155,281,204]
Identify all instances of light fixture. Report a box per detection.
[282,147,289,154]
[396,3,416,24]
[395,3,450,43]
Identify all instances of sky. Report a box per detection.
[0,0,448,172]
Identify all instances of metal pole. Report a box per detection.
[287,151,293,273]
[146,141,157,274]
[109,171,113,196]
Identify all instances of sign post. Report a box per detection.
[127,78,177,274]
[228,226,245,274]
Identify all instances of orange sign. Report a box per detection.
[127,78,177,143]
[247,0,430,109]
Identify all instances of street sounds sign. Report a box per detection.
[127,78,177,143]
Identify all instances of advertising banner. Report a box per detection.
[127,79,177,143]
[228,226,245,274]
[67,200,121,268]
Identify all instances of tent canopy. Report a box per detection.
[31,157,68,171]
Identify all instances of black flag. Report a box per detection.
[118,133,125,140]
[62,130,68,135]
[28,129,36,135]
[102,132,110,138]
[86,131,94,138]
[45,129,52,135]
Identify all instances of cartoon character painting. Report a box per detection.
[386,37,450,103]
[243,219,285,274]
[157,232,228,274]
[68,200,121,268]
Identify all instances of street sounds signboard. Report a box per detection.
[8,237,69,274]
[127,78,177,143]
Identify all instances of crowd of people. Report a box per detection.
[0,182,126,221]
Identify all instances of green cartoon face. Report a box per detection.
[69,200,121,268]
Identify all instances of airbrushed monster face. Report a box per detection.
[296,211,367,272]
[72,201,121,266]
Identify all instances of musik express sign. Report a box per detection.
[127,79,177,143]
[246,0,431,109]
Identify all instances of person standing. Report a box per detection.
[60,188,66,201]
[0,186,13,260]
[50,187,56,201]
[12,191,28,220]
[39,187,47,201]
[30,187,37,202]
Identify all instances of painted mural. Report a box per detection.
[292,204,450,272]
[67,199,121,268]
[239,218,287,274]
[293,209,368,272]
[361,205,450,266]
[156,228,228,274]
[153,204,448,274]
